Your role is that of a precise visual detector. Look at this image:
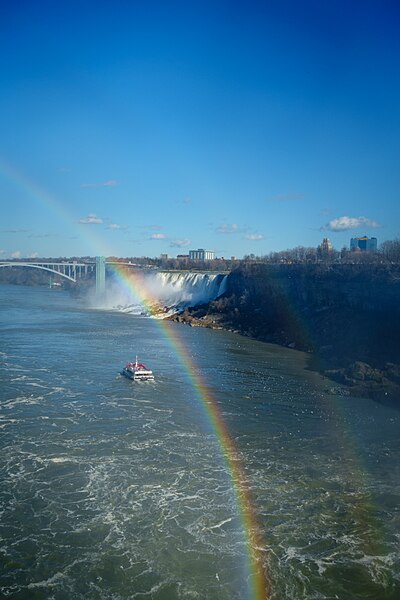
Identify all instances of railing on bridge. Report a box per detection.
[0,260,96,283]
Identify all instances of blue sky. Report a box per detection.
[1,0,399,259]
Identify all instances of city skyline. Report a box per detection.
[0,234,382,262]
[1,1,399,259]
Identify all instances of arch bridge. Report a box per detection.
[0,258,226,295]
[0,260,96,283]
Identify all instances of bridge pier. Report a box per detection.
[95,256,106,296]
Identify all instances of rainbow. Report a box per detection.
[1,158,270,598]
[107,263,270,599]
[3,159,390,598]
[0,156,107,256]
[0,158,76,232]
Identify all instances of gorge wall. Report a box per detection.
[170,263,400,404]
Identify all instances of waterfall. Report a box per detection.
[101,271,228,316]
[153,272,227,311]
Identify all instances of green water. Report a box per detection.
[0,285,399,599]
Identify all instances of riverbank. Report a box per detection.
[166,263,400,407]
[167,306,400,405]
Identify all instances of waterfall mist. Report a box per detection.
[88,271,228,316]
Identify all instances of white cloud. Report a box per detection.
[107,223,121,230]
[81,179,118,188]
[216,223,239,234]
[29,252,39,258]
[244,233,265,241]
[11,250,21,258]
[170,238,191,248]
[322,215,381,232]
[79,213,103,224]
[150,233,168,240]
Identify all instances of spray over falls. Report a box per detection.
[101,271,228,316]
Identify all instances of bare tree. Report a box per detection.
[380,239,400,263]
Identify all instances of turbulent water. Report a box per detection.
[0,284,399,600]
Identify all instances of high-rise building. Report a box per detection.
[350,236,377,251]
[189,249,215,260]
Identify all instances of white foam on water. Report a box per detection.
[355,553,398,586]
[2,396,42,409]
[27,571,67,589]
[205,517,234,531]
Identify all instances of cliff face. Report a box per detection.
[228,263,400,313]
[171,264,400,404]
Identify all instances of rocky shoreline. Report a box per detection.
[167,307,400,406]
[166,264,400,408]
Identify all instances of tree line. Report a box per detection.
[242,238,400,265]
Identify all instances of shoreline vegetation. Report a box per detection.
[166,263,400,408]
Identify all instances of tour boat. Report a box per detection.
[121,357,155,381]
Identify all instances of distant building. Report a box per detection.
[189,248,215,260]
[176,254,189,260]
[318,238,333,254]
[350,236,377,251]
[160,254,168,260]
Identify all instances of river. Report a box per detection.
[0,284,399,599]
